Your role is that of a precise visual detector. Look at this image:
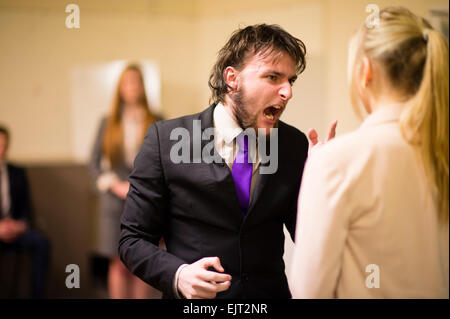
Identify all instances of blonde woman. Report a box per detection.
[90,64,160,298]
[290,7,448,298]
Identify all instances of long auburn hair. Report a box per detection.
[348,7,449,224]
[102,64,156,168]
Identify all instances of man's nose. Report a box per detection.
[279,82,292,101]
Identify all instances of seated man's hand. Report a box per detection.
[308,120,338,154]
[178,257,232,299]
[0,218,26,243]
[12,219,27,237]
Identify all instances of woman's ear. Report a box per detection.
[356,56,374,114]
[360,56,373,89]
[224,66,238,90]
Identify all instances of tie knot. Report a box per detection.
[236,133,248,154]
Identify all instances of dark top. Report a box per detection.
[3,164,32,223]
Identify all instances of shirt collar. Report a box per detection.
[213,102,243,145]
[213,103,260,168]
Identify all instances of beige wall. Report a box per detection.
[0,0,199,163]
[324,0,448,136]
[0,0,447,163]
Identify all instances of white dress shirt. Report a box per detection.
[0,162,11,218]
[213,103,260,185]
[290,103,449,298]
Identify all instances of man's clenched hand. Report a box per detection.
[178,257,232,299]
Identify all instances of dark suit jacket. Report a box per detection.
[119,104,308,298]
[4,164,32,222]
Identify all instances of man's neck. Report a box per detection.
[222,96,239,125]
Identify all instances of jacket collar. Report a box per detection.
[360,103,404,129]
[198,103,217,132]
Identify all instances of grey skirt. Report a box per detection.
[96,192,125,258]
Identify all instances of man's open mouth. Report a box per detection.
[263,105,282,120]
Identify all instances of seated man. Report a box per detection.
[0,125,50,298]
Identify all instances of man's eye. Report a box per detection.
[268,75,277,80]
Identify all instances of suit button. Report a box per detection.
[242,273,249,281]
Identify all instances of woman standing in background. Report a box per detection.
[90,64,160,299]
[290,7,448,298]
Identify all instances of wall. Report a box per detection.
[1,0,447,161]
[0,0,199,163]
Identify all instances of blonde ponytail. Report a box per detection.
[400,28,449,223]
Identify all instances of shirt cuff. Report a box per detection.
[173,264,188,299]
[96,172,120,193]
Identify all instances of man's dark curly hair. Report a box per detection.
[208,24,306,104]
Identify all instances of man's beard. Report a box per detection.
[231,85,257,131]
[230,86,279,133]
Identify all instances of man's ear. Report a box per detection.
[224,66,238,90]
[360,56,373,89]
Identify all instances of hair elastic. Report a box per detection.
[423,28,430,42]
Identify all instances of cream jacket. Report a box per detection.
[290,104,449,298]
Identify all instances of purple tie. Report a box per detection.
[232,133,252,215]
